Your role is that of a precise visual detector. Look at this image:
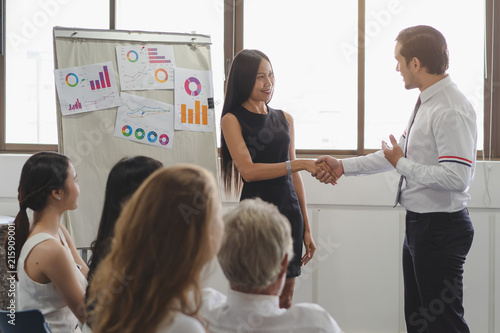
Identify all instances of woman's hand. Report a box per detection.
[302,229,316,266]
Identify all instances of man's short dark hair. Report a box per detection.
[396,25,449,75]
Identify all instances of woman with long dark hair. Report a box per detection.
[87,156,163,284]
[4,152,88,332]
[220,49,336,308]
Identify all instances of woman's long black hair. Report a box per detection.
[87,156,162,283]
[220,49,272,195]
[4,152,70,280]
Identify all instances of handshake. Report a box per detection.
[306,134,404,185]
[304,156,343,185]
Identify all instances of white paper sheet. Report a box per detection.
[114,92,174,149]
[116,45,175,91]
[55,62,121,116]
[174,68,214,132]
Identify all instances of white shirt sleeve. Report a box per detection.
[342,135,403,176]
[396,108,476,192]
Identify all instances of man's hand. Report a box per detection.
[382,134,404,168]
[313,156,344,184]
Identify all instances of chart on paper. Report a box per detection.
[174,68,214,132]
[114,92,174,149]
[116,45,175,91]
[54,62,121,116]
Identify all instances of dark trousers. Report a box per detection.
[403,209,474,333]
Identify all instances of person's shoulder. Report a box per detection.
[289,303,343,332]
[202,287,227,302]
[27,234,66,261]
[223,105,243,118]
[221,112,239,126]
[156,312,205,333]
[269,107,293,125]
[200,288,227,314]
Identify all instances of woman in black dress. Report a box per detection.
[220,49,337,308]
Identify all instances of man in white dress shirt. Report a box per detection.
[315,26,476,333]
[201,198,343,333]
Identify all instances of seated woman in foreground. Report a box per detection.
[201,198,343,333]
[4,152,88,333]
[83,156,162,332]
[86,164,224,333]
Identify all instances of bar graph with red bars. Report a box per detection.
[90,65,112,90]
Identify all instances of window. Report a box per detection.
[3,0,109,146]
[244,0,358,150]
[1,0,499,157]
[364,0,485,150]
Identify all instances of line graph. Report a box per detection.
[86,91,116,106]
[123,66,148,84]
[125,105,170,119]
[114,93,174,149]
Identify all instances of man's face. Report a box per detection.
[395,41,417,90]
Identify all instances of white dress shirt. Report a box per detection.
[343,75,477,213]
[200,288,343,333]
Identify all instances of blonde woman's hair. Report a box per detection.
[86,164,219,333]
[218,198,293,292]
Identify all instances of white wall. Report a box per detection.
[1,154,499,332]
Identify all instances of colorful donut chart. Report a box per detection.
[184,77,202,96]
[122,125,132,137]
[65,73,79,87]
[159,134,169,146]
[147,131,158,143]
[154,68,168,83]
[127,50,139,63]
[135,128,145,140]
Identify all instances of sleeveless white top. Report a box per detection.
[18,229,88,333]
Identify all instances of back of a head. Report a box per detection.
[87,164,220,333]
[218,198,293,293]
[88,156,163,282]
[396,25,449,75]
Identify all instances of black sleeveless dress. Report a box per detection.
[229,104,304,277]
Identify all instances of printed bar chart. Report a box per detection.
[148,47,171,64]
[90,66,112,90]
[180,103,209,126]
[69,99,82,111]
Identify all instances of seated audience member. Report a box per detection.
[3,152,88,333]
[86,165,224,333]
[201,198,343,333]
[87,156,163,284]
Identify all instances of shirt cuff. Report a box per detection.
[341,157,359,176]
[396,157,413,177]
